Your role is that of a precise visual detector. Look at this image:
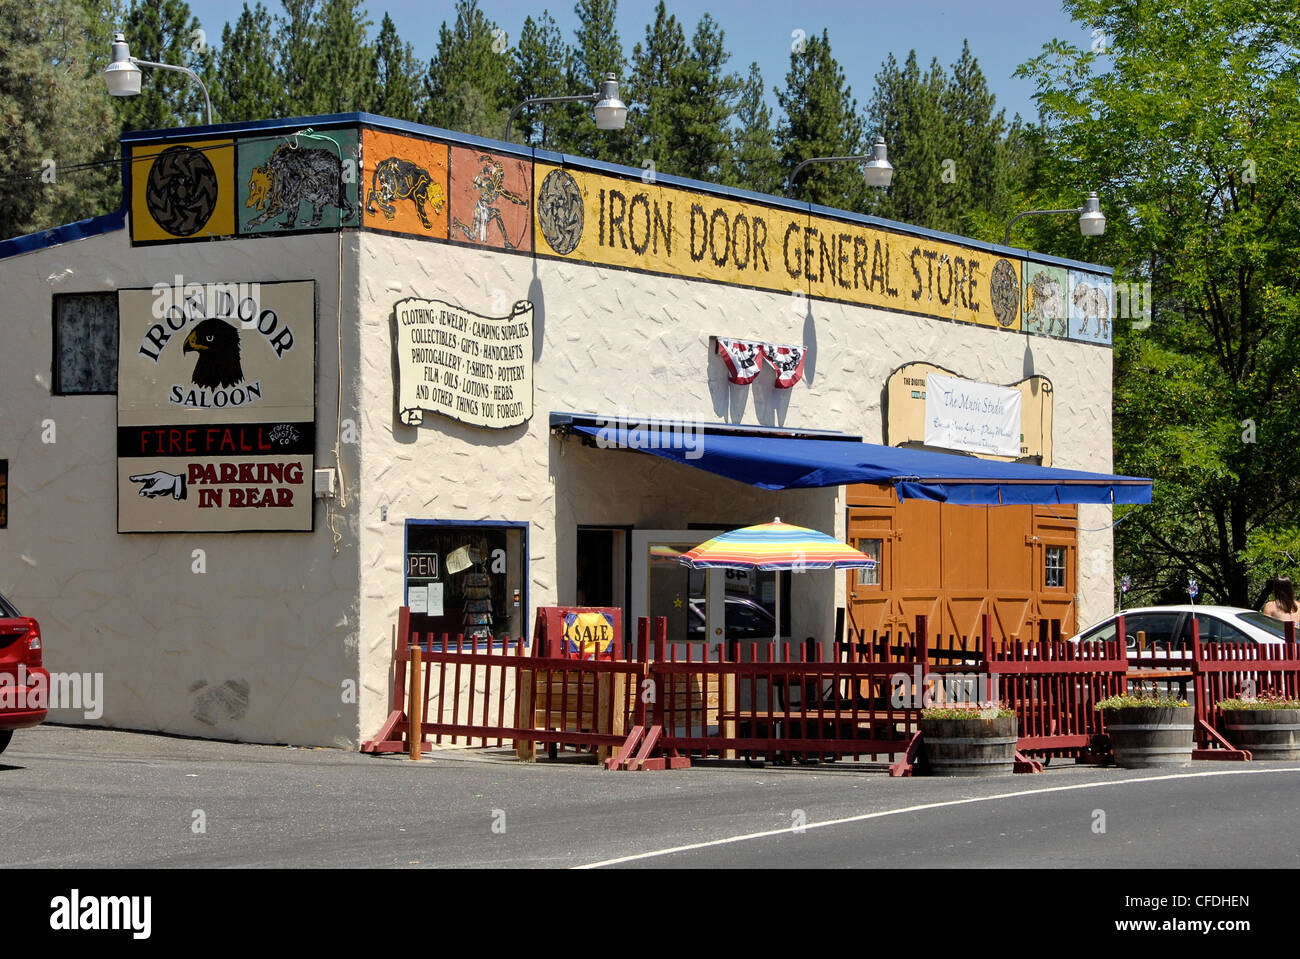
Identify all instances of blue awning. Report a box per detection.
[560,419,1151,506]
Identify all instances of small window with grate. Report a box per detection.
[858,538,882,586]
[1045,546,1066,588]
[53,292,119,394]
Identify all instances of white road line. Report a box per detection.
[574,766,1300,869]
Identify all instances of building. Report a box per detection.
[0,112,1146,748]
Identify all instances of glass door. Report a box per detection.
[630,529,724,659]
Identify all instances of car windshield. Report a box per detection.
[1236,611,1288,639]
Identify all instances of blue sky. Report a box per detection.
[184,0,1096,123]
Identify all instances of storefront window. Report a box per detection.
[405,521,526,647]
[54,292,119,394]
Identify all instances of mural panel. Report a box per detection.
[361,130,449,237]
[130,139,235,243]
[1068,271,1114,345]
[1022,263,1070,339]
[448,146,532,252]
[237,131,360,234]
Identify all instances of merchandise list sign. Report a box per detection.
[394,297,534,429]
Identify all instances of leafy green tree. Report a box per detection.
[723,62,782,195]
[0,0,118,239]
[775,29,866,208]
[1020,0,1300,608]
[211,3,282,122]
[422,0,512,138]
[510,11,571,147]
[375,13,425,122]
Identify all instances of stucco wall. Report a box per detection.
[0,226,362,748]
[356,234,1115,743]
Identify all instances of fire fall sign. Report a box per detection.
[394,297,534,428]
[116,280,316,532]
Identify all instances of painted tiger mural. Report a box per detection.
[245,144,355,229]
[365,156,444,229]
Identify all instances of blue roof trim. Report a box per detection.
[0,209,126,260]
[106,112,1110,276]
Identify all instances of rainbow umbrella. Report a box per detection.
[679,517,875,643]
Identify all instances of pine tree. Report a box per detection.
[211,3,282,122]
[0,0,118,239]
[775,29,866,208]
[565,0,627,162]
[312,0,377,114]
[626,2,687,173]
[672,14,736,182]
[510,11,571,147]
[724,62,782,195]
[374,13,424,122]
[865,51,952,228]
[114,0,214,131]
[421,0,512,138]
[277,0,318,117]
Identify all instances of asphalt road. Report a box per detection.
[2,725,1298,869]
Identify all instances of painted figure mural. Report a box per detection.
[366,157,444,230]
[452,154,529,250]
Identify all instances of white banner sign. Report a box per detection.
[924,373,1022,457]
[395,297,533,429]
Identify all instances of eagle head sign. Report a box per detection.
[117,280,316,533]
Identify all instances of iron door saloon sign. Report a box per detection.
[394,297,533,428]
[117,280,316,532]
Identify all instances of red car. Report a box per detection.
[0,592,47,755]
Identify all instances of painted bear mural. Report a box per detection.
[365,156,444,229]
[245,144,355,229]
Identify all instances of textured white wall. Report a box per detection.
[356,235,1115,743]
[0,227,362,748]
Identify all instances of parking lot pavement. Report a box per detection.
[3,724,1299,869]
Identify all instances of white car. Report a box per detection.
[1071,605,1289,652]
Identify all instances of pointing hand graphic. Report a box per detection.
[129,471,187,500]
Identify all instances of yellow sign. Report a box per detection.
[884,362,1054,464]
[130,139,235,243]
[534,163,1022,330]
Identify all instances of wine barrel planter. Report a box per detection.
[920,716,1017,776]
[1222,709,1300,760]
[1103,706,1193,768]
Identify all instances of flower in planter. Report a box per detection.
[921,700,1014,720]
[1218,690,1300,710]
[1095,690,1189,710]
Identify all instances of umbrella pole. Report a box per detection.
[773,572,781,655]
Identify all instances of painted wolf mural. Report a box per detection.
[366,156,444,229]
[1028,270,1068,337]
[246,144,355,229]
[1072,282,1111,338]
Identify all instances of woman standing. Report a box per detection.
[1262,577,1300,624]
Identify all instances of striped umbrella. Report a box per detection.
[679,517,875,642]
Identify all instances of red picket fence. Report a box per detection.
[1117,613,1300,757]
[647,620,929,764]
[361,608,642,759]
[364,607,1300,769]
